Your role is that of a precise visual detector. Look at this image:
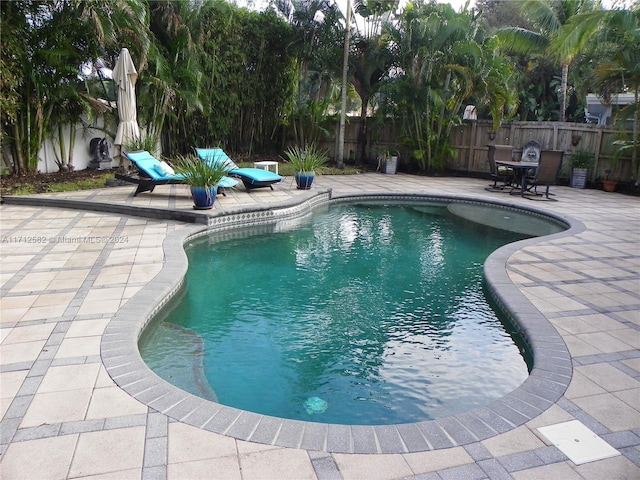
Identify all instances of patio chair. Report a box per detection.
[487,144,515,190]
[116,150,238,196]
[525,149,564,199]
[195,148,282,191]
[521,140,541,163]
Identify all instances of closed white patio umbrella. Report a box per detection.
[113,48,140,162]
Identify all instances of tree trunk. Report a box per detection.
[337,0,351,170]
[356,98,368,165]
[560,62,569,123]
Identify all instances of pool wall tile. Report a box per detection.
[500,395,543,419]
[225,411,262,440]
[203,407,242,434]
[300,422,328,451]
[274,419,306,449]
[437,417,478,445]
[488,401,529,427]
[351,425,378,453]
[396,423,430,452]
[526,375,567,396]
[120,376,162,396]
[103,363,140,379]
[147,390,190,414]
[326,424,351,453]
[164,399,204,422]
[249,416,283,445]
[374,425,406,454]
[509,388,553,412]
[182,402,222,428]
[455,412,497,441]
[418,421,456,449]
[135,385,172,405]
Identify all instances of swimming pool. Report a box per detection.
[139,200,566,425]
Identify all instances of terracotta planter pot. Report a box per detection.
[602,179,617,192]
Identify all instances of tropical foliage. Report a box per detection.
[1,0,637,178]
[496,0,598,122]
[377,2,518,170]
[554,7,640,177]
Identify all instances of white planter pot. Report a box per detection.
[570,168,588,189]
[385,156,398,174]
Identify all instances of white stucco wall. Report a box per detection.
[36,116,115,173]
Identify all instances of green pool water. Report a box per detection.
[140,202,560,425]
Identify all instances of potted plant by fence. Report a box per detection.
[601,169,618,192]
[282,143,328,190]
[569,148,595,189]
[172,154,232,209]
[382,149,399,174]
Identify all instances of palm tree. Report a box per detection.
[475,36,520,133]
[274,0,344,147]
[348,0,397,164]
[554,8,640,178]
[497,0,598,122]
[0,0,151,174]
[380,2,479,170]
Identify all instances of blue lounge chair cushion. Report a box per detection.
[195,148,283,184]
[126,151,184,181]
[126,150,238,187]
[218,176,239,188]
[155,161,176,176]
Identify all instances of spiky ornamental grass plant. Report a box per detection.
[282,143,328,173]
[171,154,232,188]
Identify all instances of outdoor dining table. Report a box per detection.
[495,160,539,197]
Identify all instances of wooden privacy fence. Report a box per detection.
[448,120,634,181]
[317,118,634,181]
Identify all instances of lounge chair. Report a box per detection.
[487,144,515,190]
[195,148,282,191]
[525,149,564,199]
[116,150,238,196]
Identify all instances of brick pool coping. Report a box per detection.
[99,189,583,454]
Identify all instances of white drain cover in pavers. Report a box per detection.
[537,420,620,465]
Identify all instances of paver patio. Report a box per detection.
[1,173,638,479]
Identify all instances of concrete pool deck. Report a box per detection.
[1,173,639,479]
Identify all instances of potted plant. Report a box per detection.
[282,143,328,189]
[569,148,595,189]
[601,169,618,192]
[172,154,232,209]
[383,149,399,174]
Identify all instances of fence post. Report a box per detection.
[593,128,604,182]
[468,121,477,172]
